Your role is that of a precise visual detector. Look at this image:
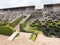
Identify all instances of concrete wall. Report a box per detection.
[53,5,60,11]
[0,6,35,22]
[31,11,42,18]
[44,5,53,11]
[44,4,60,11]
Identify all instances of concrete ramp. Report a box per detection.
[8,32,19,41]
[8,14,31,41]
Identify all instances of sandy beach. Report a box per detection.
[0,32,60,45]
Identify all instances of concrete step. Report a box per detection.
[8,32,19,41]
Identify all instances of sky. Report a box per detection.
[0,0,60,9]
